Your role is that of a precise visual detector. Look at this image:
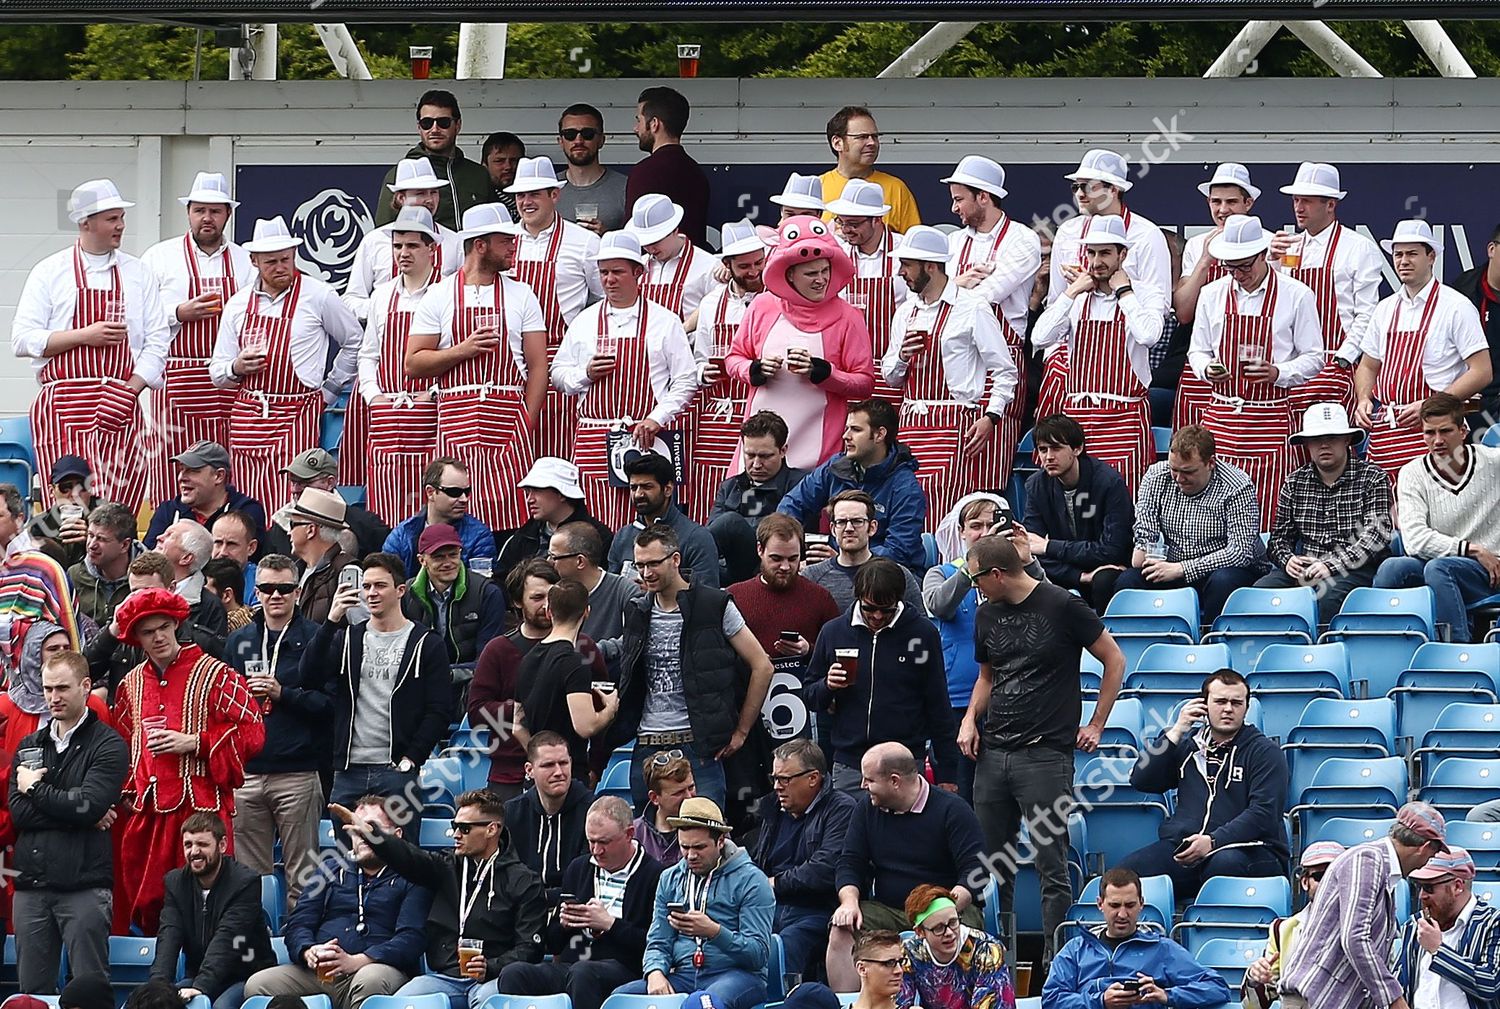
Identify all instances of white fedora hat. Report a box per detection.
[890,225,951,264]
[720,219,768,258]
[594,230,648,266]
[178,171,239,208]
[68,179,134,224]
[1290,402,1365,446]
[825,178,891,218]
[389,205,440,242]
[243,216,302,254]
[1198,163,1261,202]
[460,203,521,241]
[387,157,448,193]
[1381,218,1443,254]
[1079,214,1129,247]
[769,173,826,211]
[1207,215,1272,260]
[627,194,685,246]
[505,156,565,195]
[1279,162,1346,200]
[942,155,1008,200]
[1065,149,1132,192]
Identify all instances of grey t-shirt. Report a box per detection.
[804,557,926,615]
[350,621,415,765]
[584,571,645,664]
[556,167,631,233]
[637,597,747,734]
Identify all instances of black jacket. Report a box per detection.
[144,487,267,553]
[503,781,595,892]
[547,845,664,967]
[1453,264,1500,406]
[708,464,807,528]
[224,613,331,774]
[262,504,392,562]
[1022,453,1136,590]
[402,568,508,670]
[7,708,128,892]
[747,780,857,911]
[87,594,229,698]
[496,505,614,581]
[298,545,358,626]
[152,855,276,997]
[368,825,547,977]
[301,619,453,770]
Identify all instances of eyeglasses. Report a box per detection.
[859,601,899,617]
[559,127,599,141]
[832,217,873,230]
[1302,869,1327,882]
[1221,256,1262,274]
[649,749,685,767]
[418,116,455,130]
[830,517,870,529]
[635,554,676,572]
[1416,880,1455,894]
[432,485,472,498]
[857,957,907,971]
[55,479,86,495]
[450,820,496,835]
[842,132,881,143]
[256,583,298,597]
[546,551,584,563]
[922,918,961,936]
[769,768,818,787]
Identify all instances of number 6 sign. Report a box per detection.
[761,663,810,741]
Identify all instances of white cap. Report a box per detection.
[627,194,685,246]
[942,156,1008,199]
[1382,218,1443,254]
[720,219,768,258]
[1065,149,1132,192]
[387,157,448,193]
[1279,162,1346,200]
[594,230,648,266]
[1079,214,1129,247]
[505,156,565,195]
[518,457,585,500]
[825,178,891,218]
[389,205,440,241]
[1290,402,1365,445]
[178,171,239,208]
[890,225,952,264]
[460,203,521,241]
[242,216,302,254]
[68,179,134,224]
[1207,215,1272,260]
[769,173,826,211]
[1198,163,1261,202]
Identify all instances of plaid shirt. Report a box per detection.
[1133,459,1267,582]
[1268,458,1394,574]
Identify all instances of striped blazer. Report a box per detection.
[1394,898,1500,1009]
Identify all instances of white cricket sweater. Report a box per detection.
[1397,444,1500,558]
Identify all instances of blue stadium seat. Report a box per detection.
[1194,937,1265,989]
[369,996,459,1009]
[320,408,345,453]
[596,759,632,799]
[1103,589,1200,674]
[1079,698,1147,763]
[448,725,493,751]
[418,818,453,850]
[766,933,788,1000]
[1419,757,1500,817]
[1172,876,1292,956]
[271,936,291,966]
[1315,816,1398,851]
[1006,814,1088,934]
[1204,587,1318,672]
[1412,703,1500,782]
[0,415,37,469]
[0,459,33,507]
[1120,643,1231,731]
[1445,821,1500,871]
[1074,756,1169,871]
[599,996,688,1009]
[242,997,333,1009]
[318,818,343,849]
[109,936,159,1002]
[1247,643,1350,742]
[337,485,368,506]
[1485,425,1500,449]
[1153,427,1171,457]
[1080,651,1103,701]
[922,532,939,570]
[1389,643,1500,746]
[1289,756,1407,842]
[1320,587,1437,698]
[421,756,467,814]
[1283,697,1397,804]
[262,873,287,935]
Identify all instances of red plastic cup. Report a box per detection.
[677,44,701,78]
[410,46,433,80]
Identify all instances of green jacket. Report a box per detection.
[375,144,494,232]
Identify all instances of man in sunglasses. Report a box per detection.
[383,457,497,579]
[554,103,629,235]
[1393,847,1500,1009]
[1242,841,1345,1009]
[286,487,357,625]
[375,90,493,232]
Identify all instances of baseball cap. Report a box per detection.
[1397,802,1450,852]
[1299,840,1346,869]
[50,454,91,482]
[60,975,114,1009]
[173,440,231,471]
[418,523,464,555]
[1410,846,1476,882]
[281,448,338,481]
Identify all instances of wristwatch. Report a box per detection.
[1113,284,1134,298]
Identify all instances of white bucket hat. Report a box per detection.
[627,194,685,246]
[825,178,891,218]
[890,225,951,264]
[1198,163,1261,202]
[178,171,239,208]
[387,157,447,193]
[68,179,134,224]
[942,156,1008,200]
[769,173,826,212]
[720,219,767,258]
[460,203,521,241]
[594,230,648,266]
[1079,214,1129,247]
[389,205,440,241]
[1290,402,1365,446]
[243,216,302,254]
[505,156,565,195]
[518,456,585,500]
[1279,162,1346,200]
[1065,149,1132,192]
[1207,215,1272,260]
[1381,218,1443,254]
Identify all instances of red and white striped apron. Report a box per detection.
[683,293,747,522]
[845,231,903,410]
[32,247,148,511]
[364,289,439,523]
[899,301,982,528]
[641,244,696,319]
[954,219,1023,489]
[1200,273,1291,530]
[1174,247,1226,431]
[512,222,576,459]
[1040,213,1122,424]
[434,275,536,531]
[228,277,324,513]
[1064,298,1152,494]
[1366,287,1441,481]
[1288,225,1356,417]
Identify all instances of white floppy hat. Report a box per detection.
[387,157,447,193]
[890,225,951,264]
[460,203,521,241]
[1207,215,1272,260]
[519,456,585,500]
[1079,214,1129,247]
[178,171,239,208]
[627,194,685,246]
[505,156,565,195]
[1290,402,1365,446]
[242,216,302,254]
[769,173,826,212]
[1198,163,1261,202]
[825,178,891,218]
[720,219,768,258]
[1065,149,1132,192]
[594,230,648,266]
[1279,162,1346,200]
[68,179,134,224]
[389,205,440,242]
[1381,218,1443,254]
[942,155,1008,200]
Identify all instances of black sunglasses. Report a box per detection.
[418,116,455,130]
[432,485,472,498]
[450,820,496,835]
[859,601,899,617]
[256,583,298,597]
[560,128,599,141]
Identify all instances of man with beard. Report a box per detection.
[145,440,266,549]
[708,412,806,586]
[554,104,630,234]
[482,133,526,220]
[727,513,840,669]
[607,453,720,589]
[626,87,709,247]
[829,181,909,409]
[375,90,493,230]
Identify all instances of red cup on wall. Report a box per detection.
[410,46,433,79]
[677,44,701,78]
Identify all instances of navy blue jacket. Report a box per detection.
[225,612,331,774]
[144,486,267,549]
[383,513,497,580]
[748,781,857,911]
[1022,453,1135,590]
[778,444,927,572]
[547,845,664,967]
[284,854,434,975]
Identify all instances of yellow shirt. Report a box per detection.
[819,168,923,235]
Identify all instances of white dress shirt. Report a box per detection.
[1273,223,1383,353]
[357,277,437,402]
[408,273,547,379]
[841,235,912,299]
[12,246,173,387]
[208,275,364,394]
[1180,230,1214,278]
[692,283,757,366]
[1413,895,1478,1009]
[947,217,1042,338]
[1188,271,1325,386]
[1364,278,1489,393]
[513,216,604,325]
[644,242,717,321]
[1050,209,1172,314]
[139,235,256,336]
[551,296,699,427]
[1032,286,1166,390]
[880,279,1017,415]
[342,222,463,321]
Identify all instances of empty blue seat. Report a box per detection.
[1419,757,1500,817]
[1315,816,1398,852]
[1080,698,1146,757]
[1205,587,1318,672]
[262,873,287,934]
[1283,697,1397,804]
[1194,937,1265,988]
[1290,756,1408,841]
[1320,587,1437,698]
[418,818,453,850]
[599,996,688,1009]
[110,936,160,1002]
[1413,703,1500,782]
[1080,651,1104,700]
[449,725,493,752]
[1074,756,1169,871]
[1104,589,1200,674]
[1390,643,1500,745]
[1445,821,1500,871]
[1121,643,1231,731]
[595,759,632,799]
[421,756,467,811]
[1248,643,1350,742]
[1173,876,1292,956]
[370,996,460,1009]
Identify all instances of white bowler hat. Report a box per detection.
[389,205,440,241]
[243,216,302,253]
[1279,162,1346,200]
[1382,218,1443,254]
[627,194,685,246]
[505,156,565,195]
[460,203,521,241]
[178,171,239,208]
[1065,149,1132,192]
[942,155,1008,199]
[769,173,826,211]
[1198,163,1261,202]
[68,179,134,224]
[1079,214,1129,247]
[890,225,952,264]
[1290,402,1365,446]
[594,230,648,266]
[720,219,768,258]
[825,178,891,218]
[1207,215,1272,260]
[519,456,585,500]
[387,157,447,193]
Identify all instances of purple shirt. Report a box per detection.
[625,144,710,247]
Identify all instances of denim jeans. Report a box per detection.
[331,765,422,839]
[775,904,832,977]
[1375,555,1494,643]
[629,740,726,809]
[395,972,493,1009]
[615,967,767,1009]
[1117,839,1286,900]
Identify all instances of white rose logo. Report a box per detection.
[291,188,373,291]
